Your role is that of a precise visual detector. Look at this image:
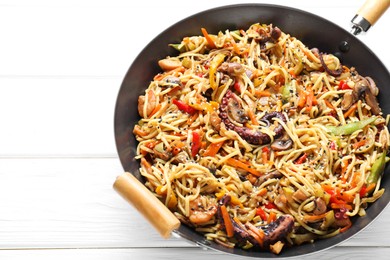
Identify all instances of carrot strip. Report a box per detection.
[247,109,259,126]
[261,147,270,164]
[330,203,353,211]
[230,38,241,55]
[254,89,272,98]
[297,88,307,108]
[203,141,224,157]
[353,139,367,149]
[340,220,352,233]
[187,112,199,125]
[245,223,264,247]
[149,103,162,118]
[257,188,267,197]
[303,212,328,222]
[220,205,234,237]
[133,125,148,137]
[267,211,277,224]
[343,103,358,118]
[201,27,216,49]
[226,158,263,177]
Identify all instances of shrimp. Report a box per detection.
[138,89,156,118]
[189,197,217,225]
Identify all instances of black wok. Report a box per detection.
[114,4,390,257]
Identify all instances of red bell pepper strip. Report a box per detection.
[191,131,201,157]
[339,80,351,90]
[172,99,197,115]
[295,153,307,164]
[256,207,268,221]
[264,202,277,210]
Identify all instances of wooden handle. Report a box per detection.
[357,0,390,25]
[113,172,180,238]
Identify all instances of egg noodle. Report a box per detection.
[133,23,389,254]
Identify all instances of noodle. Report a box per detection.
[132,23,389,254]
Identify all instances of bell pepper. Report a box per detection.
[366,151,387,185]
[209,53,226,90]
[172,99,197,115]
[325,117,376,136]
[191,131,201,157]
[338,80,351,90]
[256,207,268,221]
[281,82,293,103]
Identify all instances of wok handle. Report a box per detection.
[113,172,180,238]
[351,0,390,35]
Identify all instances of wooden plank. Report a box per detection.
[0,0,388,77]
[0,158,389,249]
[0,78,119,155]
[0,247,390,260]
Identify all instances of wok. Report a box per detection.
[114,3,390,258]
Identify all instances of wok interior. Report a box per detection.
[114,4,390,257]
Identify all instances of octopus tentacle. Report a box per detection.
[219,90,286,145]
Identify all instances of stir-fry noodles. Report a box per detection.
[133,23,389,254]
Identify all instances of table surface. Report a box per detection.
[1,0,389,259]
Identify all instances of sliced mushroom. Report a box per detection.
[341,91,358,111]
[313,198,327,215]
[366,76,379,96]
[255,170,283,186]
[171,151,190,165]
[355,79,381,115]
[271,136,293,151]
[227,95,249,124]
[209,111,221,131]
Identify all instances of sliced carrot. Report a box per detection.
[343,103,358,118]
[226,157,263,177]
[258,188,267,197]
[246,174,258,184]
[133,125,148,137]
[330,203,353,211]
[203,141,224,157]
[267,211,277,224]
[140,158,153,175]
[247,109,259,126]
[340,159,349,183]
[220,205,234,237]
[201,27,216,49]
[149,103,162,118]
[230,37,241,55]
[297,88,307,109]
[353,139,367,149]
[340,220,352,233]
[187,112,199,125]
[254,89,272,98]
[245,222,264,247]
[303,212,328,222]
[261,146,270,164]
[324,99,335,110]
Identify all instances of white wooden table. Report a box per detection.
[0,0,389,259]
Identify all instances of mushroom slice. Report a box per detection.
[355,78,381,115]
[341,91,358,111]
[271,136,293,151]
[227,94,249,124]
